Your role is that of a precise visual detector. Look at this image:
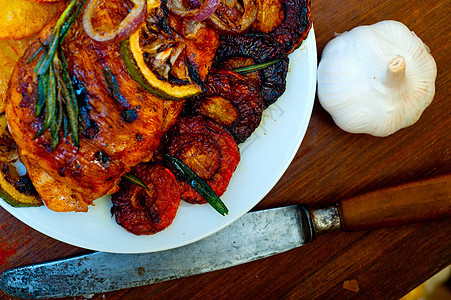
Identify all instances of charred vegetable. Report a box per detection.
[214,32,289,106]
[187,70,263,143]
[164,116,240,204]
[232,58,281,74]
[0,115,42,207]
[268,0,311,54]
[221,56,262,90]
[111,164,180,235]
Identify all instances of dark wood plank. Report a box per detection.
[1,0,450,299]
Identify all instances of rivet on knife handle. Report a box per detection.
[310,205,341,235]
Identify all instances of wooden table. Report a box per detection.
[1,0,450,299]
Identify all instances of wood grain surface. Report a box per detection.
[1,0,450,299]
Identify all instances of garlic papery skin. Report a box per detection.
[317,20,437,137]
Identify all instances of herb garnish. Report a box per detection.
[232,59,281,74]
[165,154,229,216]
[29,0,87,150]
[123,172,150,191]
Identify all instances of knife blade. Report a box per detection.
[1,173,450,299]
[1,206,314,299]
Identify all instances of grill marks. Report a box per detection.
[73,75,101,140]
[103,67,138,124]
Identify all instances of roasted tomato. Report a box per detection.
[268,0,312,53]
[219,56,262,88]
[187,70,263,143]
[213,32,289,106]
[111,164,181,235]
[165,116,240,204]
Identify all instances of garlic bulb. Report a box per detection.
[317,20,437,137]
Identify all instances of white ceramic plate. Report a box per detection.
[0,28,317,253]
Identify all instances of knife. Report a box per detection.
[1,174,450,299]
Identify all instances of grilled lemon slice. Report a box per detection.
[121,7,202,100]
[0,115,42,207]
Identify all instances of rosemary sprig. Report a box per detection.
[29,0,86,150]
[165,154,229,216]
[123,172,150,191]
[232,59,281,74]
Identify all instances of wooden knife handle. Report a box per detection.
[338,173,451,231]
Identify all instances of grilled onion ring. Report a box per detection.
[83,0,146,43]
[167,0,220,21]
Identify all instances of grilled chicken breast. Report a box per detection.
[5,15,166,212]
